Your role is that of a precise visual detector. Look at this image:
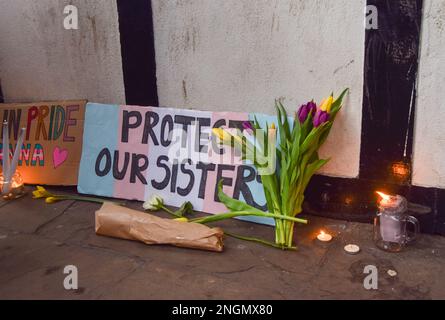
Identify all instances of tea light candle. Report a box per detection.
[317,230,332,242]
[344,244,360,255]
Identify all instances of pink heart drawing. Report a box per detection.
[53,147,69,169]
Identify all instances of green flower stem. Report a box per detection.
[51,195,121,205]
[159,204,180,217]
[224,231,297,251]
[275,219,285,246]
[275,222,281,245]
[285,221,295,248]
[189,211,308,225]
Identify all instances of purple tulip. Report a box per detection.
[297,101,317,123]
[242,121,254,131]
[313,110,330,127]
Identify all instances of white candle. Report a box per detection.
[8,127,25,181]
[344,244,360,255]
[2,121,10,192]
[317,230,333,242]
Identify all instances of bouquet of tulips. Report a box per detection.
[212,89,349,249]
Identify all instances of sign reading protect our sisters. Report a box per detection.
[78,103,275,224]
[0,100,86,185]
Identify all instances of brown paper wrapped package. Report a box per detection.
[95,202,224,252]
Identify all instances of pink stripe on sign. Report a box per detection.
[202,112,249,214]
[113,105,151,200]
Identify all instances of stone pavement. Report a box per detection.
[0,188,444,299]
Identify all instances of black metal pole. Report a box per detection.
[116,0,158,106]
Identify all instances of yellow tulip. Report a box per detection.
[270,123,276,130]
[212,128,233,144]
[45,197,59,204]
[32,186,108,205]
[320,95,334,113]
[32,190,43,198]
[212,128,223,140]
[32,186,53,199]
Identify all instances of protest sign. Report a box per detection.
[78,103,274,224]
[0,100,86,185]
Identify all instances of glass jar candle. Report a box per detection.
[374,192,419,252]
[0,171,26,200]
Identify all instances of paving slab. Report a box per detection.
[0,189,444,299]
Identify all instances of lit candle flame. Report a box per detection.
[376,191,391,201]
[317,230,332,242]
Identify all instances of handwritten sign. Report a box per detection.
[0,100,86,185]
[78,103,275,224]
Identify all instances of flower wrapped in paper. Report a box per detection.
[95,202,224,252]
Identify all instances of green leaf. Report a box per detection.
[262,186,275,213]
[277,100,291,141]
[253,115,262,130]
[173,201,194,217]
[275,102,287,154]
[217,180,264,213]
[290,121,302,161]
[317,88,349,146]
[329,88,349,119]
[301,159,330,191]
[260,174,281,214]
[300,122,332,155]
[299,111,314,142]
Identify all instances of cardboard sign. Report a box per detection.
[78,103,275,224]
[0,100,86,185]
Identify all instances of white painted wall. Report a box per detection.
[2,0,443,187]
[152,0,366,178]
[0,0,125,104]
[413,0,445,188]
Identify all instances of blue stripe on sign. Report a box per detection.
[77,103,119,197]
